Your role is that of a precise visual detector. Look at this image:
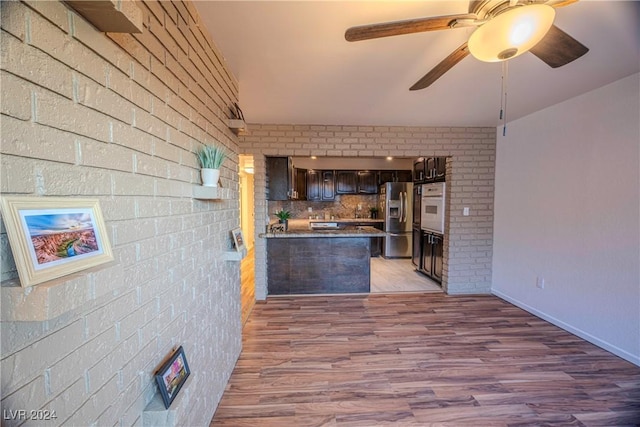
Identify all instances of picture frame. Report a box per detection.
[231,228,245,252]
[0,196,114,288]
[154,346,191,409]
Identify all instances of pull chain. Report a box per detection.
[500,61,509,136]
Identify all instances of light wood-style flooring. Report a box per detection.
[210,294,640,426]
[370,257,441,293]
[240,247,255,326]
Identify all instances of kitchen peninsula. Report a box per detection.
[262,219,386,295]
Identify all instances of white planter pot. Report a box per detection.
[201,168,220,187]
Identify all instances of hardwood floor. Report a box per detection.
[210,294,640,426]
[370,257,441,293]
[240,247,255,326]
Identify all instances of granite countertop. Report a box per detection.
[261,226,387,239]
[308,218,384,223]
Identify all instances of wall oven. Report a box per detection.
[421,182,445,234]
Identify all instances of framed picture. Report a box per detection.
[155,346,191,409]
[0,196,113,288]
[231,228,245,252]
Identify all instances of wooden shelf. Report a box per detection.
[227,119,248,135]
[192,185,231,200]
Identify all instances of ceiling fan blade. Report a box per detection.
[410,42,469,91]
[530,25,588,68]
[345,13,477,42]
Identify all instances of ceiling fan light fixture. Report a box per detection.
[468,4,555,62]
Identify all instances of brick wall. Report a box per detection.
[239,124,496,298]
[1,1,241,425]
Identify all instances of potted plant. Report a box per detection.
[275,209,292,231]
[369,206,379,219]
[196,143,226,187]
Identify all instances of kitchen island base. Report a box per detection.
[267,237,370,295]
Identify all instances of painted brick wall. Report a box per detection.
[239,124,496,298]
[1,1,241,425]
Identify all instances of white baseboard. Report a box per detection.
[492,289,640,367]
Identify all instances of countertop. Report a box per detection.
[308,218,384,223]
[261,219,387,239]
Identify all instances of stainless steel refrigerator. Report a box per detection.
[379,182,413,258]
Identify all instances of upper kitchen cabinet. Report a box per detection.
[426,157,446,182]
[295,168,307,201]
[307,170,335,201]
[379,170,412,184]
[414,157,446,183]
[267,156,304,200]
[336,170,358,194]
[357,170,378,194]
[413,158,426,182]
[336,170,378,194]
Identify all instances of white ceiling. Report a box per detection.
[195,1,640,128]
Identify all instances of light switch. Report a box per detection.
[463,207,470,216]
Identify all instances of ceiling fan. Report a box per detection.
[345,0,589,90]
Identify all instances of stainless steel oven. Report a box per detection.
[420,182,445,234]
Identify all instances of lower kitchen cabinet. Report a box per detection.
[412,227,422,269]
[421,231,443,284]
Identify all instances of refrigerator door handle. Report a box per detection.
[402,191,407,223]
[399,191,404,223]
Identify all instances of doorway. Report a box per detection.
[239,155,255,325]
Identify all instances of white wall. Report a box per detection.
[492,73,640,366]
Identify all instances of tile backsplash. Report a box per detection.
[269,194,378,222]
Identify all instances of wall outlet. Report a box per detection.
[536,276,545,289]
[308,207,313,212]
[463,207,470,216]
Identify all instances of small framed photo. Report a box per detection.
[231,228,245,252]
[155,346,191,409]
[0,196,114,288]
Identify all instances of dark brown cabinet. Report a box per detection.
[307,170,335,201]
[426,157,446,182]
[396,170,413,182]
[414,157,446,183]
[321,170,335,200]
[412,227,422,269]
[266,157,290,201]
[378,170,412,185]
[421,231,443,284]
[337,170,378,194]
[413,158,426,182]
[306,170,321,200]
[336,170,358,194]
[295,168,307,201]
[267,156,304,200]
[357,170,378,194]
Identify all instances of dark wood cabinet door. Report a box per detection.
[413,158,426,182]
[432,233,444,282]
[434,157,446,182]
[295,168,307,200]
[421,232,433,276]
[306,170,321,201]
[321,170,335,200]
[412,228,422,269]
[336,170,357,194]
[378,170,394,184]
[396,170,413,182]
[266,157,289,201]
[357,170,378,194]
